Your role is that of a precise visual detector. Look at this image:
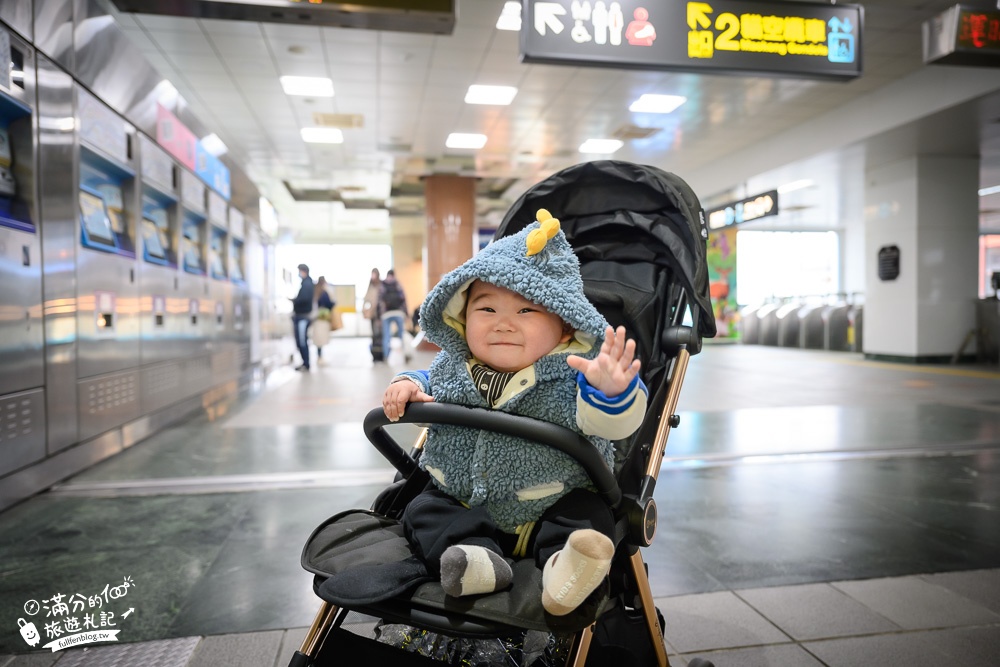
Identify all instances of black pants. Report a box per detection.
[401,487,613,576]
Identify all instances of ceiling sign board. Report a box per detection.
[109,0,455,34]
[923,5,1000,66]
[707,190,778,229]
[520,0,863,80]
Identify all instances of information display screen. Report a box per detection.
[142,218,167,260]
[79,189,115,245]
[924,5,1000,66]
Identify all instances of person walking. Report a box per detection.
[290,263,314,371]
[313,276,335,365]
[362,268,383,362]
[378,269,411,362]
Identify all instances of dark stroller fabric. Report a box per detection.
[297,160,715,666]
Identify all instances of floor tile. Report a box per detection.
[920,569,1000,614]
[655,591,789,653]
[185,630,284,667]
[679,643,825,667]
[920,625,1000,666]
[736,583,900,640]
[803,632,960,667]
[831,576,1000,630]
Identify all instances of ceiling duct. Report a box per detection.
[313,113,364,128]
[613,124,661,140]
[109,0,455,34]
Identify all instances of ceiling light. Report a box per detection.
[280,76,334,97]
[465,85,518,105]
[301,127,344,144]
[629,94,687,114]
[979,185,1000,196]
[777,179,814,194]
[496,1,521,30]
[446,133,487,149]
[200,133,228,157]
[579,139,623,154]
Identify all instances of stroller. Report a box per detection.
[290,161,717,667]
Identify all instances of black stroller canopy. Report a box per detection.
[495,160,716,342]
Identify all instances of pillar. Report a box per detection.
[864,156,979,362]
[424,175,475,290]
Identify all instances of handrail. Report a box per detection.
[362,403,622,508]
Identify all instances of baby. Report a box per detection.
[384,211,647,615]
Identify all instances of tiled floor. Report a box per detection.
[1,339,999,666]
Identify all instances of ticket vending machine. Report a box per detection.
[75,86,141,440]
[206,189,236,382]
[228,206,250,374]
[136,134,186,413]
[0,33,46,477]
[178,168,212,395]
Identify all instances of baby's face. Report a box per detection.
[465,281,571,373]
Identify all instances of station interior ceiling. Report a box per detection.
[103,0,1000,245]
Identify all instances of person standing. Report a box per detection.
[313,276,335,365]
[362,268,383,362]
[378,269,411,362]
[290,263,314,371]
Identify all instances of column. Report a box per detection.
[864,155,979,362]
[424,174,475,290]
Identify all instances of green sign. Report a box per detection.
[521,0,863,80]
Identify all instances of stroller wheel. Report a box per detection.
[685,659,715,667]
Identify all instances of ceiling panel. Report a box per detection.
[105,0,1000,241]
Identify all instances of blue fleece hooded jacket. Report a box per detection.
[398,215,638,532]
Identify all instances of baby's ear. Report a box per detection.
[560,321,574,343]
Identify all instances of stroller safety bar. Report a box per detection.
[363,403,623,508]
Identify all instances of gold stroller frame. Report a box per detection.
[289,343,695,667]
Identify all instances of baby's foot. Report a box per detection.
[439,545,513,597]
[541,529,614,616]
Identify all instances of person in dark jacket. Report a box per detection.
[290,263,315,371]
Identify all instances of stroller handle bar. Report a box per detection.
[362,403,623,508]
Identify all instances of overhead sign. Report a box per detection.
[707,191,778,229]
[521,0,863,80]
[110,0,455,34]
[923,5,1000,66]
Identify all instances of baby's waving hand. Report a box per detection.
[383,379,434,422]
[566,325,641,397]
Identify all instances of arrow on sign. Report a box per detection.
[535,2,566,36]
[687,2,713,29]
[122,608,135,619]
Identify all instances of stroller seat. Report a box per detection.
[290,161,717,667]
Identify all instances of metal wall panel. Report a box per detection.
[0,388,46,477]
[76,248,140,377]
[139,262,186,365]
[33,0,75,72]
[0,0,33,41]
[77,367,139,441]
[37,52,78,453]
[139,360,183,414]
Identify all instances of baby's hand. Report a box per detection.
[567,325,641,397]
[383,379,434,422]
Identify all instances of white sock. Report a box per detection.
[439,545,513,597]
[541,529,614,616]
